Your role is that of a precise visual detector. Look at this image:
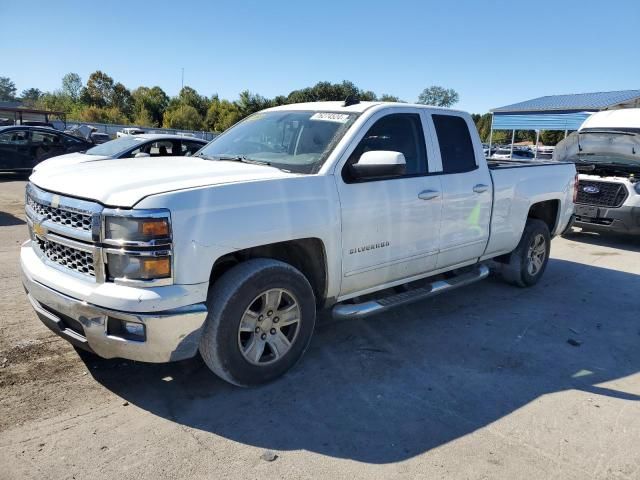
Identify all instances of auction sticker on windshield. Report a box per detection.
[310,112,351,123]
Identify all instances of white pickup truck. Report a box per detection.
[21,101,576,386]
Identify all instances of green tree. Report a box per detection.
[62,73,82,101]
[236,90,272,117]
[417,86,459,107]
[81,71,115,107]
[379,94,401,102]
[79,106,128,124]
[540,130,567,146]
[204,98,241,132]
[111,82,133,118]
[176,86,210,117]
[37,91,77,115]
[163,105,203,130]
[0,76,17,101]
[133,107,154,127]
[286,80,376,103]
[21,88,43,106]
[131,86,169,126]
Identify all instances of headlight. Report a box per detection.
[105,214,171,244]
[102,209,173,283]
[107,253,171,281]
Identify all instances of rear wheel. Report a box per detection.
[199,258,316,387]
[500,219,551,287]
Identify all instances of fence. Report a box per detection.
[51,120,218,141]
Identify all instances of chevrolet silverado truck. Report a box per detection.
[21,101,577,386]
[554,108,640,235]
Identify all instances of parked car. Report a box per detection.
[21,101,576,386]
[491,148,535,160]
[554,108,640,235]
[89,132,111,144]
[535,146,555,160]
[0,126,93,173]
[33,134,208,172]
[116,127,145,137]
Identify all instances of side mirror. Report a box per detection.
[134,152,150,158]
[349,150,406,180]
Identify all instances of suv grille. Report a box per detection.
[36,237,96,277]
[576,180,627,208]
[26,194,93,232]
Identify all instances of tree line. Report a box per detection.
[0,73,459,133]
[1,74,566,144]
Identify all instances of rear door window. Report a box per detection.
[432,114,477,173]
[31,131,65,161]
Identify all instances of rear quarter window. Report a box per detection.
[432,114,477,174]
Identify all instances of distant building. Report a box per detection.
[488,89,640,153]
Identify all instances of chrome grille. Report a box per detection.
[36,237,96,277]
[26,194,93,232]
[576,180,628,208]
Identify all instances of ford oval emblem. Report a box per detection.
[583,185,600,194]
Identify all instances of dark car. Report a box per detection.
[0,126,93,173]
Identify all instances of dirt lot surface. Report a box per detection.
[1,176,639,480]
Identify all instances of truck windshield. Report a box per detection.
[196,110,358,173]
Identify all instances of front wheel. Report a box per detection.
[500,219,551,287]
[199,258,316,387]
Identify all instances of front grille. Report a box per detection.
[36,237,95,277]
[576,180,627,208]
[26,194,92,232]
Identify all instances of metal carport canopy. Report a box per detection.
[491,111,594,131]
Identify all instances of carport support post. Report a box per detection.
[534,130,540,160]
[510,129,515,158]
[487,114,494,158]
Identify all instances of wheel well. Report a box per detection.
[528,200,559,233]
[209,238,327,307]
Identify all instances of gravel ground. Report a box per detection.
[1,177,639,480]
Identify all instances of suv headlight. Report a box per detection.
[102,209,173,284]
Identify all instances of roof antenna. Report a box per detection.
[343,94,360,107]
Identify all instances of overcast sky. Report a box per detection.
[2,0,639,113]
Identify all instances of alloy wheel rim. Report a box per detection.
[527,234,546,276]
[237,288,301,365]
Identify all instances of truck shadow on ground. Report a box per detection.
[85,258,640,464]
[0,211,26,226]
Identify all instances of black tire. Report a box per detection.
[199,258,316,387]
[500,219,551,288]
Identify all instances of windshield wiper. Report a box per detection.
[213,155,272,166]
[194,152,216,161]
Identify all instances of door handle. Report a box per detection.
[418,189,440,200]
[473,184,489,193]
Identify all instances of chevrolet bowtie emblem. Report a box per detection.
[33,222,46,236]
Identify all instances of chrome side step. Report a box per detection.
[332,264,490,320]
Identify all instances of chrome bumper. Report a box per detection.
[22,269,207,363]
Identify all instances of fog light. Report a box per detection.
[124,321,145,338]
[108,317,146,341]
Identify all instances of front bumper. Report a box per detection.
[21,243,208,363]
[574,204,640,235]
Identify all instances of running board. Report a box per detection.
[332,264,490,320]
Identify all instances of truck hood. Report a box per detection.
[29,156,294,207]
[34,152,110,172]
